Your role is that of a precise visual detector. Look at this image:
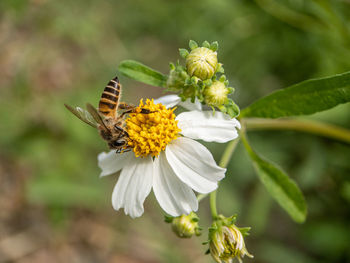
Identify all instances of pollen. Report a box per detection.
[125,99,181,158]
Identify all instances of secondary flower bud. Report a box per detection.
[167,212,201,238]
[186,47,218,80]
[203,80,229,107]
[208,216,253,263]
[167,65,189,91]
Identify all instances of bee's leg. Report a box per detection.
[118,102,135,110]
[115,147,131,154]
[120,108,151,118]
[114,125,124,132]
[114,124,129,138]
[120,109,135,117]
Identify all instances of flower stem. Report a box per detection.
[243,118,350,144]
[209,139,240,219]
[219,139,240,168]
[210,188,218,219]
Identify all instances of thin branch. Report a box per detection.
[243,118,350,144]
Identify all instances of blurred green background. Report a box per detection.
[1,0,350,262]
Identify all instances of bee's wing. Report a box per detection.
[86,103,110,131]
[64,104,98,128]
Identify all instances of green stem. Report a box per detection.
[243,118,350,144]
[210,188,218,219]
[208,139,240,219]
[219,139,240,167]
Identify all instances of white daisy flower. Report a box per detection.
[98,99,241,218]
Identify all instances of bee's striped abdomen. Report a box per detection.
[99,76,121,118]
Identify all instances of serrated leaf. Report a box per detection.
[118,60,167,88]
[241,135,307,223]
[241,71,350,118]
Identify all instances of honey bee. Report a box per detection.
[65,76,150,153]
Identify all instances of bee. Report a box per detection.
[65,76,150,153]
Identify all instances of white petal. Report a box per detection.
[178,98,202,111]
[153,152,198,216]
[153,95,181,109]
[111,156,153,218]
[166,137,226,194]
[98,150,133,177]
[176,111,241,143]
[154,95,202,111]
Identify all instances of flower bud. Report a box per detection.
[203,80,229,107]
[208,216,253,263]
[166,212,201,238]
[167,64,189,91]
[186,47,218,80]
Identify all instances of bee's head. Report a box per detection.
[110,139,127,148]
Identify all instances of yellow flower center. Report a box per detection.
[125,99,181,157]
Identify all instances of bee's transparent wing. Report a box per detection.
[86,103,110,131]
[64,104,98,128]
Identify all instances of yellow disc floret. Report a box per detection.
[126,99,181,158]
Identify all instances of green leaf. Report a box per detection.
[241,71,350,118]
[118,60,167,88]
[241,133,307,223]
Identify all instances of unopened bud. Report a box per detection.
[167,64,189,91]
[203,80,229,107]
[166,212,201,238]
[186,47,218,80]
[208,216,253,263]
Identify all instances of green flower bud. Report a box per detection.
[186,47,218,80]
[167,64,189,91]
[166,212,201,238]
[203,80,229,107]
[208,216,253,263]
